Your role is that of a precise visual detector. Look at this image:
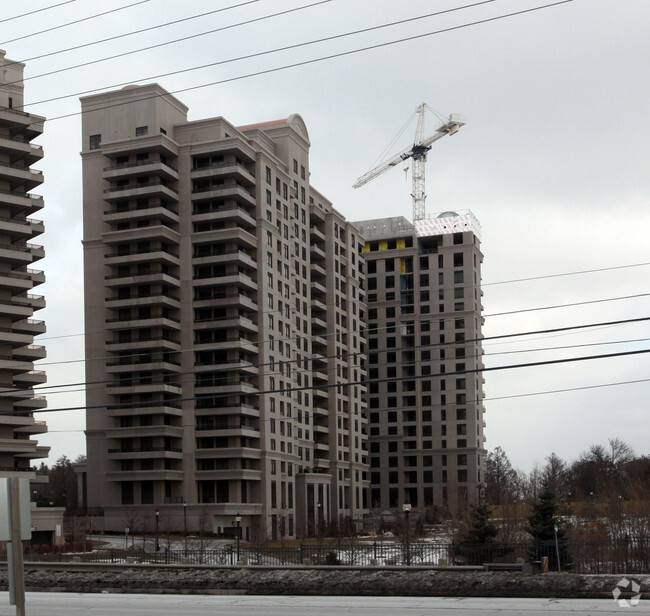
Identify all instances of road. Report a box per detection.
[0,593,645,615]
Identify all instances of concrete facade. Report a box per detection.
[355,213,486,512]
[0,50,49,480]
[81,84,368,539]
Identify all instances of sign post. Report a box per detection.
[0,477,31,616]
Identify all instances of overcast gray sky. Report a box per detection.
[4,0,649,474]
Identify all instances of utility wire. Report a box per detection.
[7,346,650,416]
[0,1,75,25]
[483,262,650,287]
[5,315,649,398]
[35,261,650,343]
[487,377,650,402]
[35,0,576,120]
[18,0,484,98]
[30,336,650,399]
[0,0,151,46]
[4,0,262,62]
[486,293,650,318]
[34,286,650,364]
[34,376,650,436]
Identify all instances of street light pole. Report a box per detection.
[402,502,412,566]
[183,502,187,556]
[235,513,241,563]
[553,523,561,572]
[155,509,160,552]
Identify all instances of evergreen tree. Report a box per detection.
[461,504,498,545]
[525,487,572,570]
[455,504,507,565]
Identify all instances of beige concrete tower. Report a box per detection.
[0,50,49,477]
[355,212,486,513]
[81,84,368,539]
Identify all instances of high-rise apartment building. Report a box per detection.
[0,50,49,477]
[81,84,368,539]
[355,213,486,511]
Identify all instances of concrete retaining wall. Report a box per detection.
[1,564,649,599]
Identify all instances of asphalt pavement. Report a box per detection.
[0,593,646,615]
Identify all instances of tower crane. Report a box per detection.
[353,103,464,221]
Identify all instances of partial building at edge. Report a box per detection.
[0,50,49,479]
[81,83,368,539]
[355,212,486,511]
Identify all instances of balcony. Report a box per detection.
[0,162,43,190]
[103,180,178,203]
[106,447,183,460]
[0,189,43,213]
[191,184,255,207]
[194,315,257,334]
[192,248,256,271]
[309,225,325,242]
[194,446,261,460]
[190,226,256,249]
[194,469,262,481]
[105,315,181,332]
[105,469,184,482]
[193,272,257,292]
[191,205,255,229]
[105,425,183,439]
[105,336,181,353]
[0,106,44,136]
[13,370,46,386]
[0,135,43,165]
[104,268,179,289]
[190,161,255,186]
[13,396,47,411]
[12,344,46,361]
[103,159,179,181]
[104,204,179,226]
[12,319,45,335]
[193,292,256,312]
[0,242,43,265]
[310,243,326,260]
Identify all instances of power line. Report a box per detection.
[35,376,650,436]
[18,0,494,100]
[0,0,150,46]
[8,315,650,397]
[34,283,650,361]
[0,1,75,25]
[483,262,650,287]
[486,377,650,402]
[31,335,650,399]
[37,0,576,120]
[10,346,650,416]
[35,261,650,343]
[486,293,650,319]
[5,0,261,62]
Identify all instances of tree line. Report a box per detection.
[484,437,650,506]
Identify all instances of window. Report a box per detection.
[89,134,101,150]
[135,125,148,136]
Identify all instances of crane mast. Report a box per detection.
[353,103,464,221]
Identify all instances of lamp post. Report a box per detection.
[553,523,561,572]
[317,502,323,539]
[183,502,187,556]
[235,513,242,562]
[402,502,412,566]
[155,509,160,552]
